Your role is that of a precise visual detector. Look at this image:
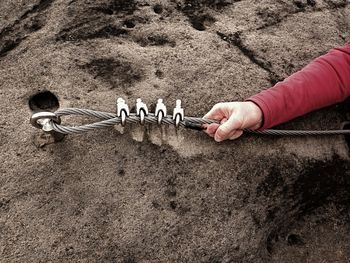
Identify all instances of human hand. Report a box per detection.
[203,101,263,142]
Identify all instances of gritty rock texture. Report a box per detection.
[0,0,350,262]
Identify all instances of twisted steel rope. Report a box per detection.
[48,108,350,136]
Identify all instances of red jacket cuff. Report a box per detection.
[246,96,272,130]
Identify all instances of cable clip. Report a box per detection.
[173,99,184,128]
[155,99,167,125]
[117,98,129,126]
[136,98,148,125]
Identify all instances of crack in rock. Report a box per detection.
[0,0,55,58]
[217,31,282,84]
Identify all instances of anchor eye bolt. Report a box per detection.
[117,98,130,126]
[30,112,61,130]
[30,112,64,141]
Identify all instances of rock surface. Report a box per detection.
[0,0,350,262]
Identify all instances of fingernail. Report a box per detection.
[215,136,222,142]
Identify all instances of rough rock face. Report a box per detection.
[1,0,350,262]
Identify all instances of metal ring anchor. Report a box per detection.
[30,112,61,130]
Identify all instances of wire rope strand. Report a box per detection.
[48,108,350,136]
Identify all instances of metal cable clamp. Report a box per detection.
[116,98,130,126]
[173,99,184,128]
[155,99,167,125]
[136,98,149,125]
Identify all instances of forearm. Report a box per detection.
[247,42,350,129]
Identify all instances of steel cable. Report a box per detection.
[47,108,350,136]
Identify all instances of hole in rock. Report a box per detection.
[169,201,177,209]
[124,20,135,28]
[153,4,163,14]
[189,14,215,31]
[307,0,316,6]
[28,90,59,112]
[287,234,305,246]
[293,1,305,9]
[155,69,164,79]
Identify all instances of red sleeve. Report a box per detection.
[247,42,350,130]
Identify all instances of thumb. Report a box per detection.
[215,116,242,142]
